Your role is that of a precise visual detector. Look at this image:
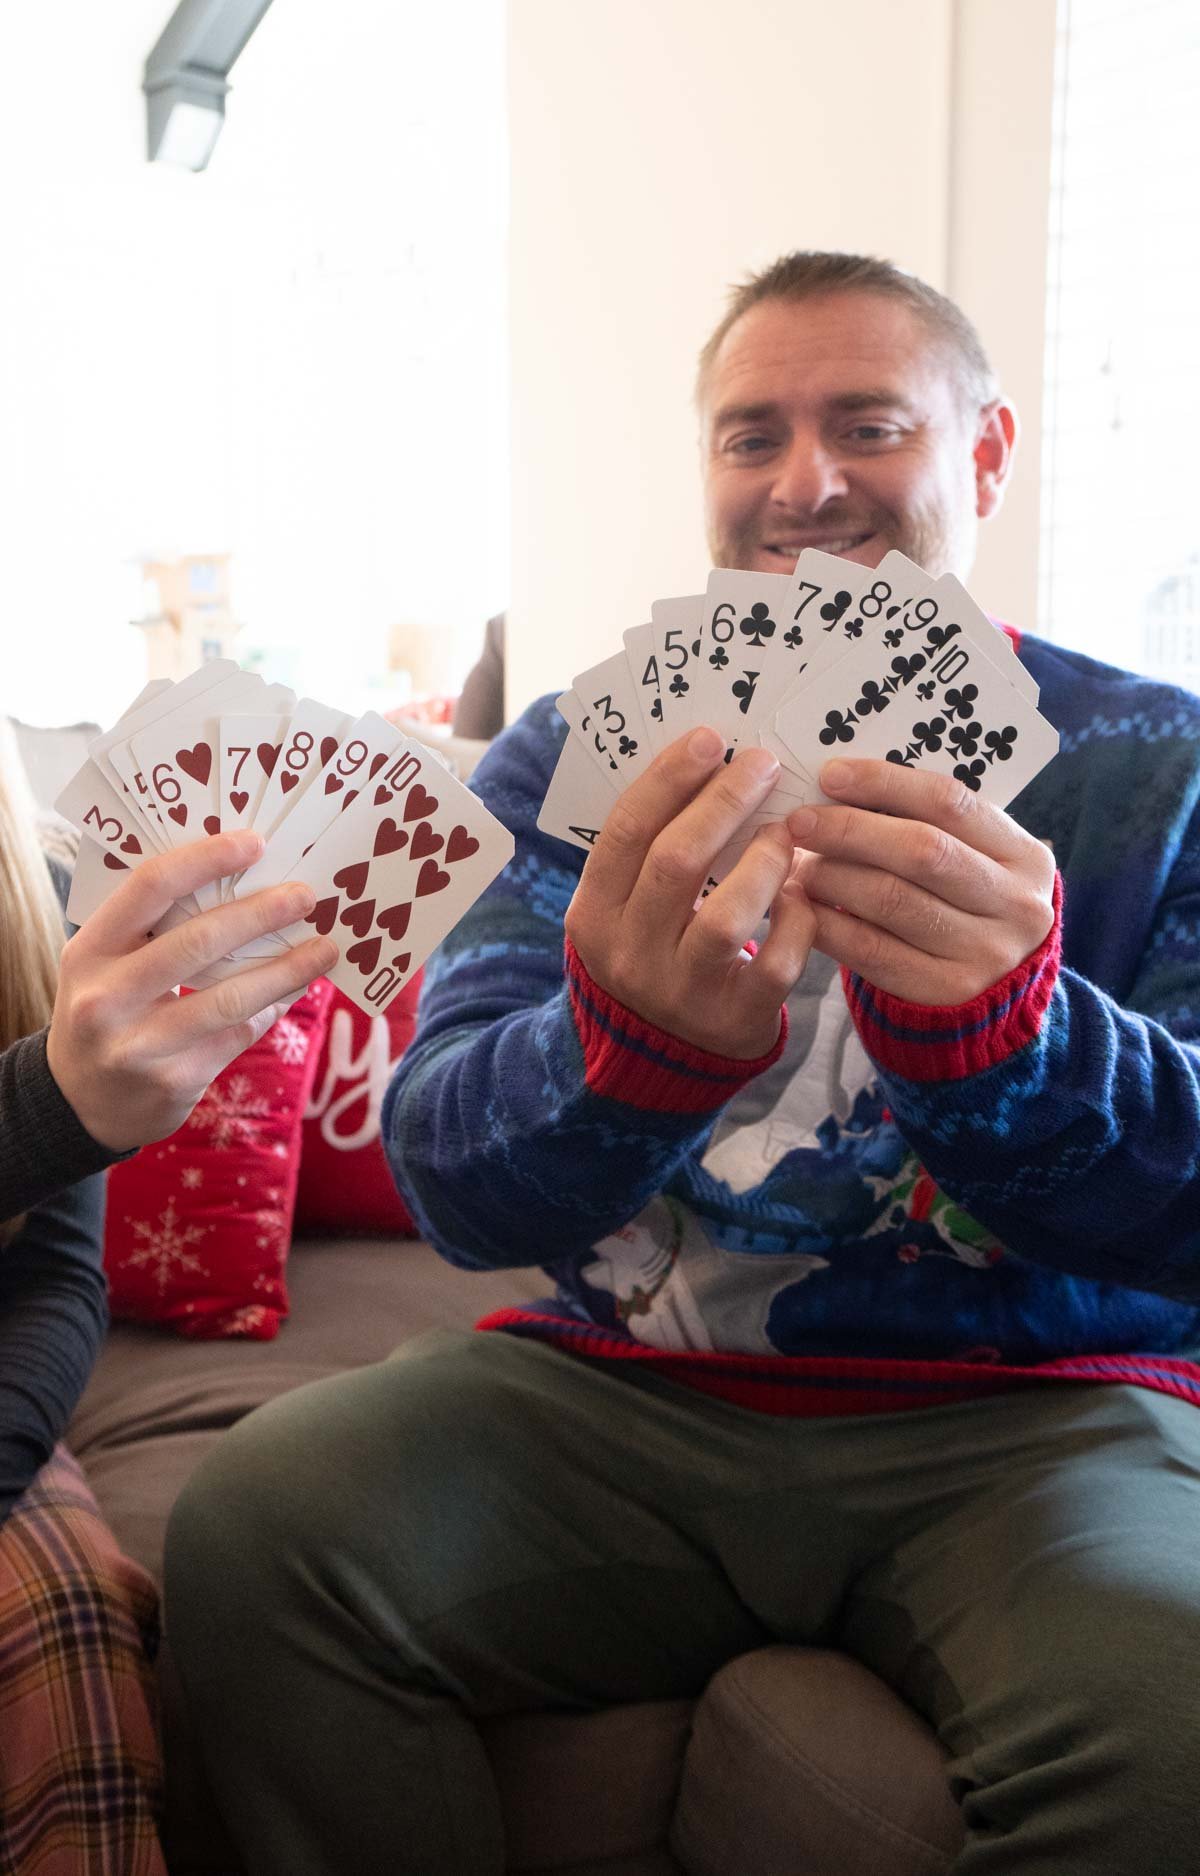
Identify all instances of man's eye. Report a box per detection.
[726,433,776,456]
[847,423,900,444]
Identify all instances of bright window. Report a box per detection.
[1040,0,1200,690]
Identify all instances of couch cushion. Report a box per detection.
[671,1645,964,1876]
[70,1236,545,1583]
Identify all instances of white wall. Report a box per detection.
[506,0,1058,715]
[947,0,1057,630]
[1,0,508,728]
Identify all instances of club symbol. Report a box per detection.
[731,671,759,716]
[953,758,988,791]
[708,645,730,670]
[916,679,937,700]
[890,653,926,687]
[843,616,863,640]
[819,709,857,746]
[617,733,638,757]
[854,681,889,717]
[883,627,903,649]
[886,747,917,767]
[650,698,663,721]
[783,624,804,650]
[912,717,947,754]
[984,726,1018,762]
[947,723,981,758]
[819,589,851,628]
[739,603,777,648]
[943,684,978,721]
[924,622,959,653]
[668,674,689,698]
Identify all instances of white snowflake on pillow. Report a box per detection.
[266,1015,309,1066]
[180,1166,204,1191]
[122,1199,210,1296]
[188,1073,271,1150]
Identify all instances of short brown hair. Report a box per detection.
[696,251,999,416]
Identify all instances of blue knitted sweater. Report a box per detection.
[383,633,1200,1414]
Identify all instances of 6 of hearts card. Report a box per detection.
[56,673,515,1017]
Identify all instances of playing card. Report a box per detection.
[247,698,355,848]
[276,733,515,1015]
[649,595,706,747]
[621,622,663,750]
[537,722,619,852]
[690,569,808,752]
[567,650,655,787]
[774,608,1058,810]
[87,662,243,853]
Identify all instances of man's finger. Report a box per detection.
[76,831,266,955]
[797,855,967,957]
[680,823,796,972]
[812,759,1033,866]
[622,744,783,941]
[578,725,729,908]
[785,799,1000,917]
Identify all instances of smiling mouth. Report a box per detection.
[766,532,874,560]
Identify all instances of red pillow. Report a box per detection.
[293,976,422,1236]
[103,978,333,1340]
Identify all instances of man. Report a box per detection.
[166,253,1200,1874]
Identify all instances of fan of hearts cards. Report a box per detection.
[56,663,514,1017]
[538,547,1058,866]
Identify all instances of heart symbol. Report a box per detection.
[402,785,439,823]
[103,852,129,871]
[373,818,409,858]
[177,742,212,785]
[390,952,412,976]
[416,859,450,898]
[257,742,280,776]
[339,896,376,938]
[120,834,142,855]
[368,752,388,779]
[346,935,382,977]
[411,821,444,860]
[229,790,249,814]
[374,785,391,806]
[333,860,369,900]
[341,790,358,812]
[204,814,221,836]
[305,895,339,936]
[446,824,479,864]
[325,773,344,794]
[320,736,339,766]
[281,772,299,794]
[377,901,411,941]
[168,804,188,826]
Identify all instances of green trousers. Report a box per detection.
[164,1329,1200,1874]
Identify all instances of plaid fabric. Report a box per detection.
[0,1447,165,1876]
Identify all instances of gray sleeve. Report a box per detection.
[0,1028,130,1226]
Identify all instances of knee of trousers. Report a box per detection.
[0,1495,160,1670]
[164,1330,545,1631]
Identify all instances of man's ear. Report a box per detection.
[974,400,1018,520]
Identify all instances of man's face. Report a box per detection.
[700,291,1003,582]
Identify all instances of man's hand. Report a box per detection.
[47,830,338,1153]
[787,758,1056,1006]
[564,727,816,1060]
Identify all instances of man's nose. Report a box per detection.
[770,436,849,513]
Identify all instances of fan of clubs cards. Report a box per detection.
[56,663,515,1017]
[539,548,1059,874]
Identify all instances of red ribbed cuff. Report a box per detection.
[842,874,1063,1085]
[564,938,787,1114]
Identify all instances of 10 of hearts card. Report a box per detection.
[56,663,515,1017]
[539,548,1058,868]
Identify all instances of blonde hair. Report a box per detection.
[0,720,64,1051]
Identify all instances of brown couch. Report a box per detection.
[68,1235,966,1875]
